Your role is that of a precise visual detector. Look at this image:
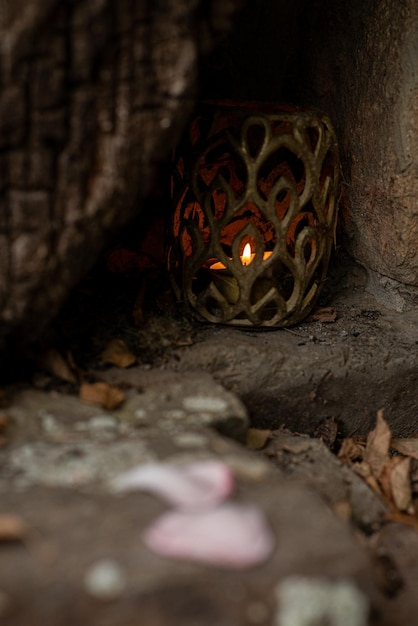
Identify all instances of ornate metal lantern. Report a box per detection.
[169,102,339,327]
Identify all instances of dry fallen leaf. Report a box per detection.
[79,382,125,411]
[352,461,384,498]
[390,456,414,513]
[0,514,27,542]
[336,411,418,520]
[307,307,337,323]
[386,510,418,530]
[101,339,136,369]
[338,437,365,463]
[364,409,391,478]
[246,428,272,451]
[391,438,418,460]
[379,462,394,505]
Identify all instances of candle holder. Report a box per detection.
[169,102,339,327]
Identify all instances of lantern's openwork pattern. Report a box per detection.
[169,103,339,327]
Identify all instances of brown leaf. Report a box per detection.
[246,428,272,450]
[79,382,125,411]
[390,456,414,513]
[39,349,78,384]
[364,409,391,478]
[352,460,372,479]
[386,510,418,530]
[391,438,418,460]
[379,461,396,503]
[307,307,337,323]
[101,339,136,369]
[353,461,384,498]
[0,515,27,542]
[338,437,364,463]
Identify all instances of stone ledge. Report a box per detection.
[0,383,383,625]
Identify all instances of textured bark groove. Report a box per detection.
[0,0,240,358]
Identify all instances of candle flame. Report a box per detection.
[241,243,252,266]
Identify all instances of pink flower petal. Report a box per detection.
[111,460,235,510]
[142,503,275,569]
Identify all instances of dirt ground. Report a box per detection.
[0,252,418,625]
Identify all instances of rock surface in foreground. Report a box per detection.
[0,375,391,626]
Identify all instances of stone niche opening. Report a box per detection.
[71,0,417,437]
[1,0,417,437]
[126,0,418,317]
[197,0,418,311]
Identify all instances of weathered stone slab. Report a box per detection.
[0,384,381,626]
[264,430,388,533]
[168,281,418,437]
[1,371,248,488]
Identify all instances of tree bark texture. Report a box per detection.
[0,0,240,358]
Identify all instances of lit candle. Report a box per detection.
[241,243,253,266]
[209,243,272,270]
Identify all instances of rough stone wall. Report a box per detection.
[301,0,418,309]
[0,0,240,357]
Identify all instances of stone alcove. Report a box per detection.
[0,0,417,363]
[197,0,418,311]
[124,0,418,436]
